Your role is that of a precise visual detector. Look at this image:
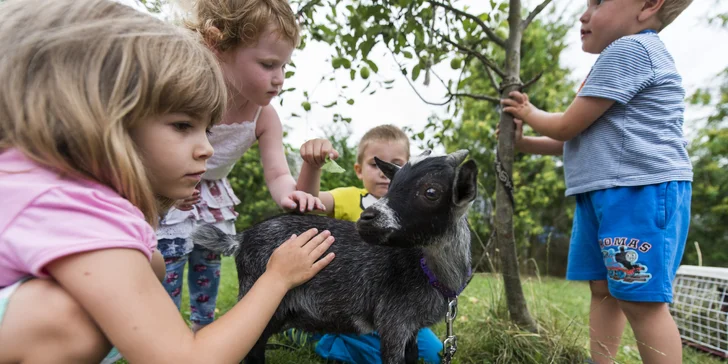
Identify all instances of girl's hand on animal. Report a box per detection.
[501,91,534,121]
[300,138,339,168]
[267,228,336,289]
[174,190,200,211]
[281,191,325,212]
[495,118,525,147]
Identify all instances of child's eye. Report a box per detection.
[260,62,274,69]
[172,122,192,132]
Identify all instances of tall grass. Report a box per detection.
[124,257,710,364]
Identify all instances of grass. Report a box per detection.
[122,257,724,363]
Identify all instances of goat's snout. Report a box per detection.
[359,210,376,222]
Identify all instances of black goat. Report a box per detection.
[192,150,477,364]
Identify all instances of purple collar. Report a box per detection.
[420,256,472,299]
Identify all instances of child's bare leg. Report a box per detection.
[589,280,626,364]
[618,300,682,364]
[0,279,111,363]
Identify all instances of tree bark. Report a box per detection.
[494,0,538,332]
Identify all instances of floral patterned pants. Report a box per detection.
[158,238,221,325]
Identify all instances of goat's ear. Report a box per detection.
[374,156,400,180]
[447,150,469,166]
[452,159,478,206]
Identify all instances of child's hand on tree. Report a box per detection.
[300,138,340,168]
[281,191,325,213]
[266,228,335,289]
[495,118,525,149]
[501,91,535,121]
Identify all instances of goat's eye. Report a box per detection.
[424,187,440,201]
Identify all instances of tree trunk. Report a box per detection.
[493,0,538,332]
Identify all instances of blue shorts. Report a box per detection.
[566,181,691,303]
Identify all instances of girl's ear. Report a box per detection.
[202,25,224,55]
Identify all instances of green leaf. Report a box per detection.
[412,64,421,81]
[302,101,311,111]
[321,157,346,174]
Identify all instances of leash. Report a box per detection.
[442,297,459,364]
[494,150,515,206]
[420,256,472,364]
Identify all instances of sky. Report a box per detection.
[274,0,728,151]
[123,0,728,152]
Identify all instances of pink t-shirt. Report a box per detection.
[0,149,157,287]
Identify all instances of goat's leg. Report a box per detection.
[379,329,414,364]
[404,333,419,364]
[243,335,268,364]
[243,320,282,364]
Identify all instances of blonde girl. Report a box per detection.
[155,0,330,331]
[0,0,335,362]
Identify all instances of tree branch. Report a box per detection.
[522,0,553,30]
[436,30,506,78]
[386,48,454,106]
[386,47,500,106]
[521,72,542,91]
[450,92,500,103]
[295,0,322,21]
[428,0,507,48]
[484,63,500,92]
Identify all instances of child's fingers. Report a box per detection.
[500,98,519,107]
[292,228,319,247]
[329,149,339,160]
[309,251,335,275]
[308,236,334,258]
[306,196,316,212]
[317,143,328,164]
[281,196,297,210]
[300,230,331,252]
[508,91,526,103]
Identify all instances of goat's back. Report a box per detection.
[229,214,447,334]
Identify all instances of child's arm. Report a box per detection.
[47,228,335,363]
[256,106,324,212]
[497,118,564,156]
[501,91,615,142]
[298,138,339,216]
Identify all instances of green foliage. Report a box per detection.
[227,143,285,231]
[414,16,576,274]
[685,69,728,267]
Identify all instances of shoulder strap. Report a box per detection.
[253,106,263,123]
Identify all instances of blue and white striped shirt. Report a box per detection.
[564,31,693,196]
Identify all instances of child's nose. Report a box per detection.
[195,137,214,160]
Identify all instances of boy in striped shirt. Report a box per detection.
[501,1,693,363]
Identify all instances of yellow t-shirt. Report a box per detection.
[329,186,378,222]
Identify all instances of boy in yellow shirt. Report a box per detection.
[296,124,442,364]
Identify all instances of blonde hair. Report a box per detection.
[658,0,693,30]
[0,0,227,226]
[357,125,411,164]
[184,0,300,52]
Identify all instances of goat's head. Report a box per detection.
[356,149,478,247]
